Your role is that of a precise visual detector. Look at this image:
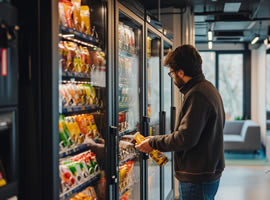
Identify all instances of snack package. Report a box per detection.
[59,41,68,72]
[0,161,6,187]
[97,51,105,67]
[65,116,84,144]
[74,45,82,73]
[83,84,96,104]
[80,46,91,73]
[59,0,73,28]
[59,84,68,107]
[72,0,81,31]
[66,42,77,72]
[120,190,131,200]
[75,115,90,136]
[60,164,77,191]
[119,161,134,192]
[91,50,98,66]
[59,114,73,148]
[80,5,91,35]
[78,85,86,105]
[70,186,97,200]
[86,114,99,138]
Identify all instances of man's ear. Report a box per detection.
[177,69,185,78]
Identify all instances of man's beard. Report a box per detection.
[174,75,185,89]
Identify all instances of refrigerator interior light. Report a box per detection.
[62,34,75,38]
[251,36,259,45]
[208,30,213,41]
[208,41,213,49]
[146,15,151,23]
[163,29,167,35]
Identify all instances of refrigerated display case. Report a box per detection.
[146,27,161,200]
[115,2,144,200]
[58,0,108,199]
[0,2,19,199]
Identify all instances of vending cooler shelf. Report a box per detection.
[119,153,137,166]
[59,172,101,200]
[60,25,99,44]
[59,144,90,158]
[0,181,18,200]
[62,105,100,114]
[62,71,90,79]
[119,128,137,137]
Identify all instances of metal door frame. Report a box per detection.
[115,1,145,199]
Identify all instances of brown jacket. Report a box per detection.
[149,74,225,183]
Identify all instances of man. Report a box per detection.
[136,45,225,200]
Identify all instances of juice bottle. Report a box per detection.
[135,132,168,166]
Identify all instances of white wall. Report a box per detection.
[251,44,268,157]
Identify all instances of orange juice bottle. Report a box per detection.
[135,132,168,166]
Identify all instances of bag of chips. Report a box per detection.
[72,0,81,31]
[80,5,91,35]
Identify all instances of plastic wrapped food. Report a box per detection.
[74,45,82,73]
[72,0,81,31]
[59,114,73,148]
[65,116,84,144]
[59,41,68,72]
[59,0,73,28]
[66,42,77,72]
[80,5,91,35]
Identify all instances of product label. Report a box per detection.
[1,48,8,77]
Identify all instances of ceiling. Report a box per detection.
[137,0,270,44]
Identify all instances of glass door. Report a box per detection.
[116,3,144,200]
[162,40,174,200]
[58,1,107,199]
[146,28,161,200]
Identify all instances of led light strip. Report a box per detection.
[59,33,97,48]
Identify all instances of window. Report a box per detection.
[200,52,216,86]
[218,54,243,120]
[199,51,245,120]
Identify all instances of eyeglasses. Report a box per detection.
[168,71,175,78]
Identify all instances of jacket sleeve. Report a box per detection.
[149,92,211,152]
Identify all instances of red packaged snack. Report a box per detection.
[72,0,81,31]
[59,0,73,28]
[75,115,90,136]
[91,50,98,66]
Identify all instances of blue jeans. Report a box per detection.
[179,179,220,200]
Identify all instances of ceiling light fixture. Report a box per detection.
[224,2,241,12]
[208,30,213,41]
[251,36,259,45]
[208,41,213,49]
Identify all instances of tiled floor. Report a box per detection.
[216,165,270,200]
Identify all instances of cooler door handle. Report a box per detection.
[171,106,176,132]
[109,126,118,184]
[160,111,166,135]
[142,116,150,160]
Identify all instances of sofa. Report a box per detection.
[223,120,261,152]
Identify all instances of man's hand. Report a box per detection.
[135,136,154,153]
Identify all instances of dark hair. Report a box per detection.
[164,45,202,77]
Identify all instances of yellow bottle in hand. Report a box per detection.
[135,132,168,166]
